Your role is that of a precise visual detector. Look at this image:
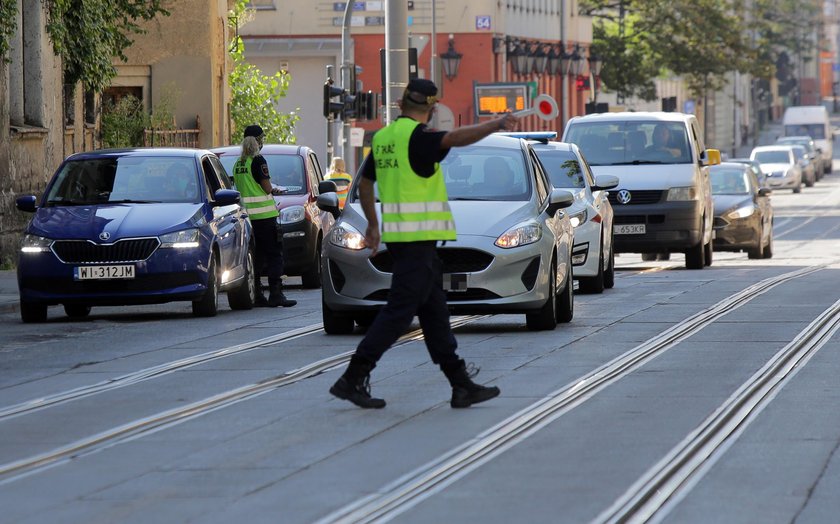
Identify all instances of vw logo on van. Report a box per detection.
[616,190,632,204]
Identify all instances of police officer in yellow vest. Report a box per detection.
[233,125,296,308]
[330,79,519,409]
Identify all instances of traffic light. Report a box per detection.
[323,78,344,119]
[354,91,378,122]
[342,90,357,120]
[575,76,590,92]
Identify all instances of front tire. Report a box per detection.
[193,255,219,317]
[20,301,47,323]
[685,239,705,270]
[301,236,323,289]
[322,296,355,334]
[228,248,256,310]
[578,238,605,294]
[526,263,558,331]
[64,304,91,318]
[556,266,574,324]
[603,238,615,289]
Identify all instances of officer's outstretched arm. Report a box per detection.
[441,112,519,149]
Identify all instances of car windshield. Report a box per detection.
[44,156,200,205]
[753,150,790,164]
[533,149,586,189]
[564,121,692,166]
[218,154,306,195]
[440,146,531,201]
[710,168,750,195]
[778,138,813,152]
[785,124,825,139]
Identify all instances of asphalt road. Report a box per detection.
[2,139,840,523]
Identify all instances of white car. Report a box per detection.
[505,133,619,293]
[750,145,802,193]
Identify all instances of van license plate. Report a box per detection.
[614,224,646,235]
[74,265,136,280]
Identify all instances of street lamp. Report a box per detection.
[441,34,462,81]
[546,45,561,76]
[509,40,528,76]
[532,44,549,76]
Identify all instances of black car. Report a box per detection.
[710,162,774,259]
[213,144,335,288]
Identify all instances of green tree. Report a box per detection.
[42,0,170,91]
[581,0,769,98]
[0,0,16,60]
[228,0,299,143]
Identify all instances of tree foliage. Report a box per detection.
[580,0,818,99]
[42,0,169,91]
[227,1,299,143]
[0,0,16,61]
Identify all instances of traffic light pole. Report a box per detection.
[340,1,354,171]
[325,65,336,168]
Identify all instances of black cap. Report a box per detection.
[243,124,264,138]
[403,78,439,105]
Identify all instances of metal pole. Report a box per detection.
[560,0,568,126]
[340,2,353,168]
[385,0,409,124]
[431,0,438,90]
[326,65,335,167]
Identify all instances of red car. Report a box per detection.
[212,144,335,288]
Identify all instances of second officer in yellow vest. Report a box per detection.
[329,79,520,409]
[233,125,296,308]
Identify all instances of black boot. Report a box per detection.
[268,279,296,307]
[330,355,386,409]
[254,290,270,307]
[441,359,500,408]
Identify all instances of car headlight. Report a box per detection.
[329,223,366,250]
[726,206,755,220]
[159,228,200,249]
[569,209,588,228]
[279,205,305,224]
[20,234,53,253]
[495,222,542,248]
[666,186,697,201]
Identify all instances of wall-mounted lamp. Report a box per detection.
[509,40,528,75]
[588,52,603,77]
[566,45,585,77]
[441,34,463,81]
[545,45,561,76]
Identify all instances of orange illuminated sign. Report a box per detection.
[473,83,529,118]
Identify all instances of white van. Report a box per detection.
[561,112,720,270]
[782,105,832,175]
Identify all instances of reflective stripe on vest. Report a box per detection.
[373,118,456,242]
[232,157,279,221]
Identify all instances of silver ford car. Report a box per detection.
[317,134,576,334]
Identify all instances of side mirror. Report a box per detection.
[701,148,722,166]
[592,174,619,191]
[16,195,37,212]
[547,188,575,217]
[318,180,338,194]
[757,187,772,197]
[213,189,241,207]
[316,192,341,219]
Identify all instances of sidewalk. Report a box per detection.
[0,270,18,314]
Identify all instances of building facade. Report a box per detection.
[239,0,595,172]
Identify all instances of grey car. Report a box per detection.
[317,134,576,334]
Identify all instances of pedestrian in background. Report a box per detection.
[232,125,296,308]
[329,78,519,409]
[326,156,353,209]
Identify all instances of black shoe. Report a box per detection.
[268,281,297,307]
[442,360,500,408]
[254,294,271,307]
[330,376,386,409]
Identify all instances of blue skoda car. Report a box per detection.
[15,148,256,322]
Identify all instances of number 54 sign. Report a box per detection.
[475,15,491,31]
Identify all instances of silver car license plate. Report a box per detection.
[444,273,468,292]
[74,264,136,280]
[614,224,646,235]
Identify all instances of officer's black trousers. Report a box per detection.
[356,241,459,366]
[251,218,284,281]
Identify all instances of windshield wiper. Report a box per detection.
[107,199,163,204]
[609,160,665,165]
[451,197,494,201]
[44,199,96,206]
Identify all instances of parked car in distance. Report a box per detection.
[317,134,576,334]
[15,148,256,322]
[212,144,335,288]
[750,145,802,193]
[562,111,720,270]
[710,162,774,259]
[727,158,768,187]
[789,144,816,188]
[776,135,824,181]
[502,132,619,294]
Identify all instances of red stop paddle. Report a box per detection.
[513,94,559,120]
